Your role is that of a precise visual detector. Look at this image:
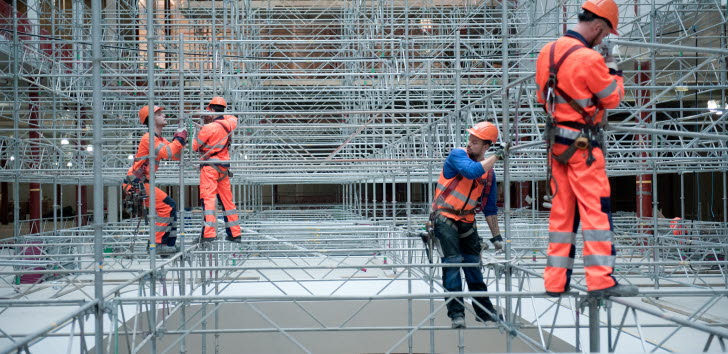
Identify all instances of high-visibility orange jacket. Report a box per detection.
[126,133,183,181]
[670,217,685,236]
[193,115,237,162]
[535,31,624,125]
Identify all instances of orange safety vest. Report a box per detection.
[432,169,493,223]
[125,132,183,182]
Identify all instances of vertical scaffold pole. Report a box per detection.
[500,0,513,351]
[589,297,600,352]
[454,32,461,145]
[145,0,159,350]
[178,32,188,354]
[91,0,104,350]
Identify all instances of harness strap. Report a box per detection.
[476,170,493,213]
[432,174,463,211]
[547,43,597,125]
[553,144,580,165]
[437,175,463,202]
[435,207,477,216]
[202,164,230,182]
[435,213,456,230]
[433,212,476,238]
[204,117,232,158]
[547,43,601,166]
[459,227,475,239]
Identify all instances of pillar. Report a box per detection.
[29,87,41,234]
[0,181,7,224]
[635,61,652,224]
[107,185,118,223]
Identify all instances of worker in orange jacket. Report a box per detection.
[536,0,637,297]
[431,121,504,329]
[192,97,242,244]
[124,105,188,255]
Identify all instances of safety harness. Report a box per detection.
[429,171,493,239]
[199,117,233,181]
[543,42,606,168]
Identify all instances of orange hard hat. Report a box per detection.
[209,96,227,107]
[467,121,499,142]
[582,0,619,35]
[138,105,163,124]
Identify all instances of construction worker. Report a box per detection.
[192,97,242,244]
[669,217,685,236]
[124,105,188,255]
[536,0,638,297]
[431,121,504,329]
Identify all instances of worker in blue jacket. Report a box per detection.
[431,121,504,329]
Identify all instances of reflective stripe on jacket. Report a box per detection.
[535,34,624,125]
[126,132,183,180]
[193,115,238,162]
[432,169,492,223]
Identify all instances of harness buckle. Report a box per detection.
[574,135,590,150]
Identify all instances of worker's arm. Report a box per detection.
[485,215,501,237]
[154,136,184,161]
[481,173,503,249]
[224,115,238,131]
[583,50,624,109]
[482,173,499,233]
[478,155,499,175]
[192,125,209,153]
[445,148,495,180]
[535,48,548,105]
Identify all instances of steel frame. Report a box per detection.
[0,0,727,353]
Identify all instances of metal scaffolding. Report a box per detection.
[0,0,727,352]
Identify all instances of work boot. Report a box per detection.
[451,316,466,329]
[197,236,216,244]
[225,235,243,244]
[155,244,178,255]
[589,284,639,298]
[476,312,504,323]
[546,286,571,297]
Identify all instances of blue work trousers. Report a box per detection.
[434,216,496,320]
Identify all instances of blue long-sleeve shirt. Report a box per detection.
[442,148,498,217]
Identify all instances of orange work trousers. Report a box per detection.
[545,142,617,293]
[199,165,241,239]
[124,182,177,245]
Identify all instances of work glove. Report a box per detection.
[479,237,490,251]
[490,235,504,251]
[493,148,505,160]
[173,128,188,146]
[598,43,621,75]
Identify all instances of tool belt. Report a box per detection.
[429,209,477,239]
[433,207,476,217]
[545,121,605,166]
[122,176,148,218]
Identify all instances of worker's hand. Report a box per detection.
[479,237,490,251]
[490,235,504,251]
[604,54,620,76]
[605,56,619,72]
[493,148,505,160]
[173,128,188,145]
